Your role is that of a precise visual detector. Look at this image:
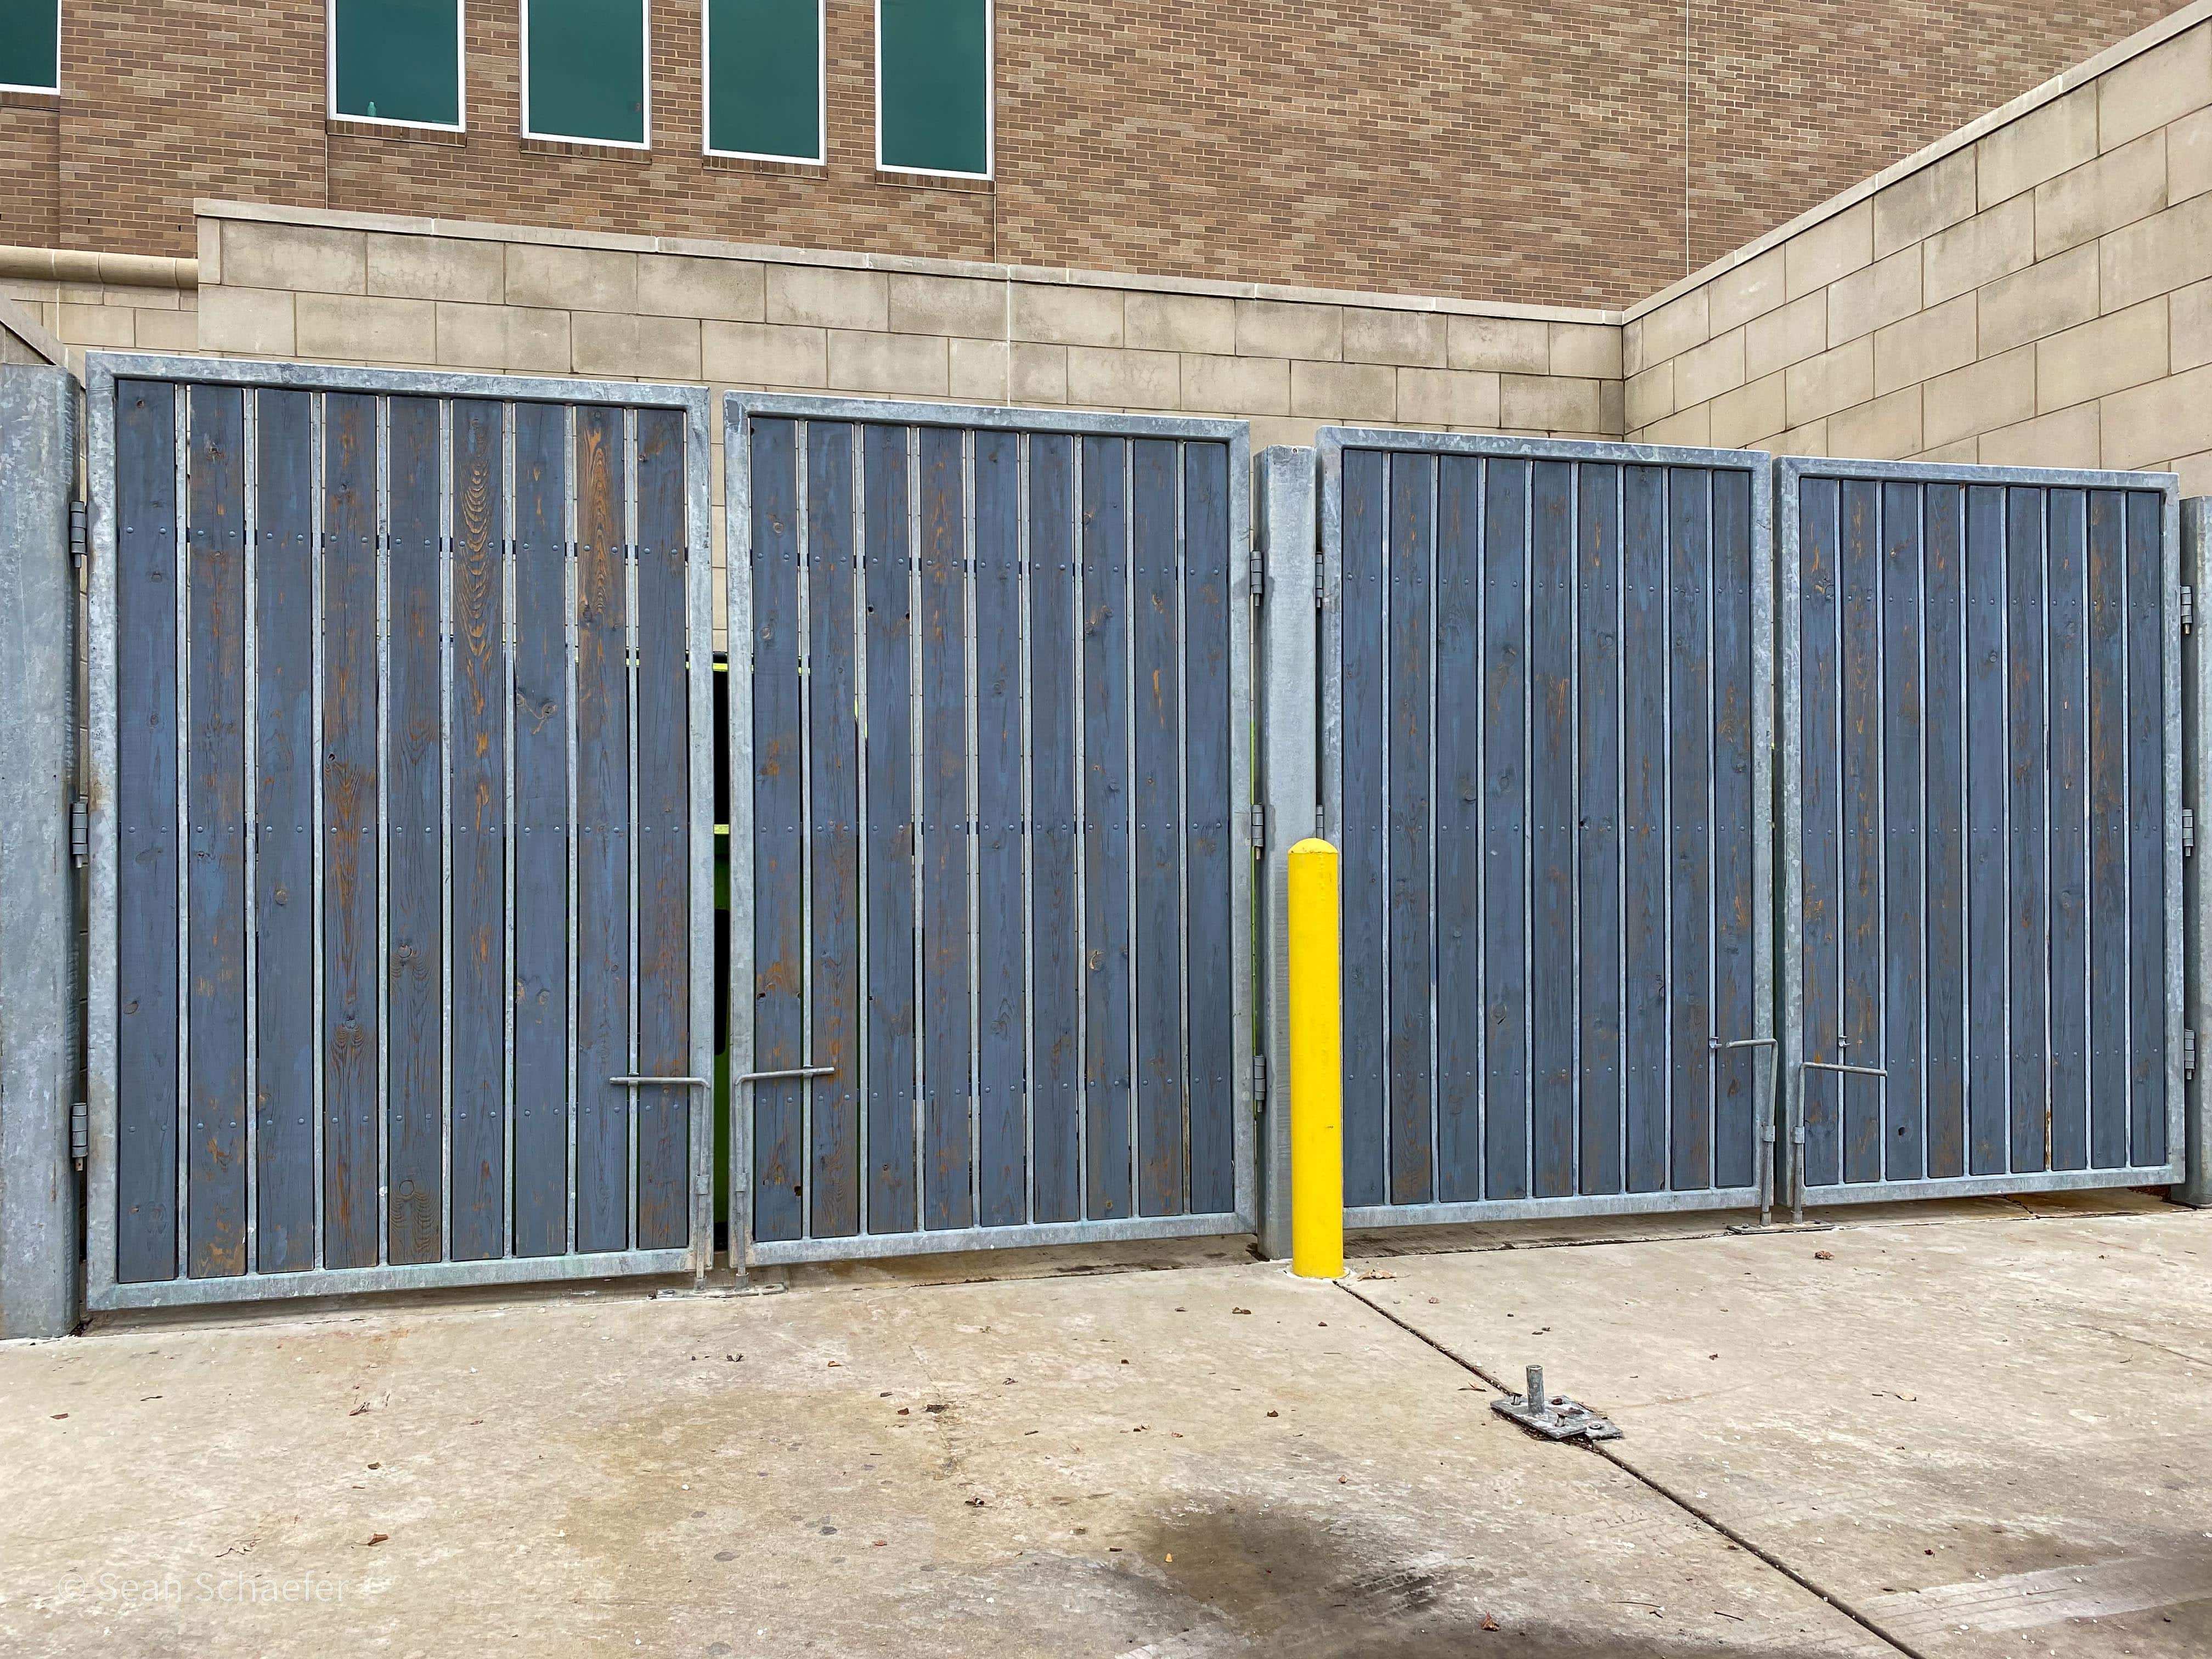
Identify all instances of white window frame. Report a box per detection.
[701,0,825,165]
[874,0,994,182]
[0,0,60,97]
[325,0,468,133]
[521,0,652,151]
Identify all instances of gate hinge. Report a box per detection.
[1248,803,1270,850]
[1249,541,1266,608]
[68,500,86,569]
[1252,1052,1267,1113]
[70,1100,86,1167]
[2185,585,2196,635]
[70,795,88,868]
[1314,551,1325,611]
[2187,1029,2199,1080]
[2186,808,2197,857]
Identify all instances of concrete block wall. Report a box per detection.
[193,201,1627,648]
[1624,5,2212,493]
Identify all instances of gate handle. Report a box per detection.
[1709,1036,1776,1052]
[736,1065,839,1085]
[610,1075,711,1086]
[1801,1059,1887,1077]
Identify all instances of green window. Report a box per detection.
[0,1,58,94]
[706,0,821,162]
[525,0,647,146]
[331,0,461,127]
[878,0,990,178]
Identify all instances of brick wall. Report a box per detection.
[1625,6,2212,494]
[0,1,2184,309]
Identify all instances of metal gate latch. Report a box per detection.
[1492,1365,1621,1442]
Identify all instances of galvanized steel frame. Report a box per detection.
[724,392,1257,1267]
[2182,498,2212,1209]
[83,353,716,1310]
[1778,455,2186,1213]
[1308,428,1777,1229]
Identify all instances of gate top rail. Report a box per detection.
[726,389,1246,445]
[84,351,714,421]
[1314,424,1773,476]
[1778,453,2181,493]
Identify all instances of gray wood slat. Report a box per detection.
[1575,463,1624,1197]
[1837,479,1880,1187]
[972,430,1026,1226]
[573,407,630,1252]
[1922,486,1969,1180]
[1339,447,1386,1206]
[1433,456,1482,1202]
[1798,476,1843,1190]
[511,400,572,1256]
[186,386,248,1277]
[1530,460,1576,1199]
[321,392,381,1269]
[253,388,317,1272]
[1709,468,1758,1190]
[385,394,444,1265]
[2086,488,2130,1170]
[1482,459,1530,1199]
[861,424,917,1234]
[2045,489,2090,1173]
[2003,487,2049,1174]
[805,421,861,1238]
[1182,442,1237,1216]
[919,425,972,1231]
[448,398,507,1260]
[1667,470,1716,1192]
[116,380,180,1283]
[1081,435,1133,1221]
[750,416,804,1244]
[1025,435,1081,1224]
[2124,488,2166,1167]
[1965,485,2010,1177]
[1131,437,1186,1216]
[634,407,692,1248]
[1386,452,1436,1205]
[1878,480,1926,1184]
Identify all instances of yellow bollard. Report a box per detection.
[1286,838,1344,1279]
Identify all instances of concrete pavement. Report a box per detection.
[0,1194,2203,1656]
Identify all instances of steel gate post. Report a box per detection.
[1255,445,1319,1260]
[0,364,82,1338]
[2180,496,2211,1207]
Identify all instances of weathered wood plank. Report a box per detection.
[1026,435,1081,1223]
[385,395,444,1265]
[805,420,860,1238]
[2125,488,2167,1167]
[447,398,507,1260]
[2045,489,2089,1172]
[919,424,972,1230]
[253,388,317,1273]
[573,406,630,1253]
[186,386,248,1278]
[2004,487,2049,1174]
[1434,455,1482,1202]
[1798,476,1843,1190]
[1531,460,1575,1198]
[1878,481,1925,1184]
[1709,467,1758,1190]
[1837,479,1880,1187]
[1386,452,1436,1205]
[1182,441,1237,1217]
[1131,438,1186,1217]
[1482,459,1530,1200]
[634,407,692,1249]
[511,400,571,1256]
[116,380,181,1283]
[861,423,917,1234]
[973,430,1027,1225]
[1576,462,1623,1197]
[749,415,805,1243]
[1081,435,1133,1220]
[1923,485,1968,1180]
[1965,484,2010,1176]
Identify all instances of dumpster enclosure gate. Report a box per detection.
[66,353,2193,1311]
[83,357,716,1310]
